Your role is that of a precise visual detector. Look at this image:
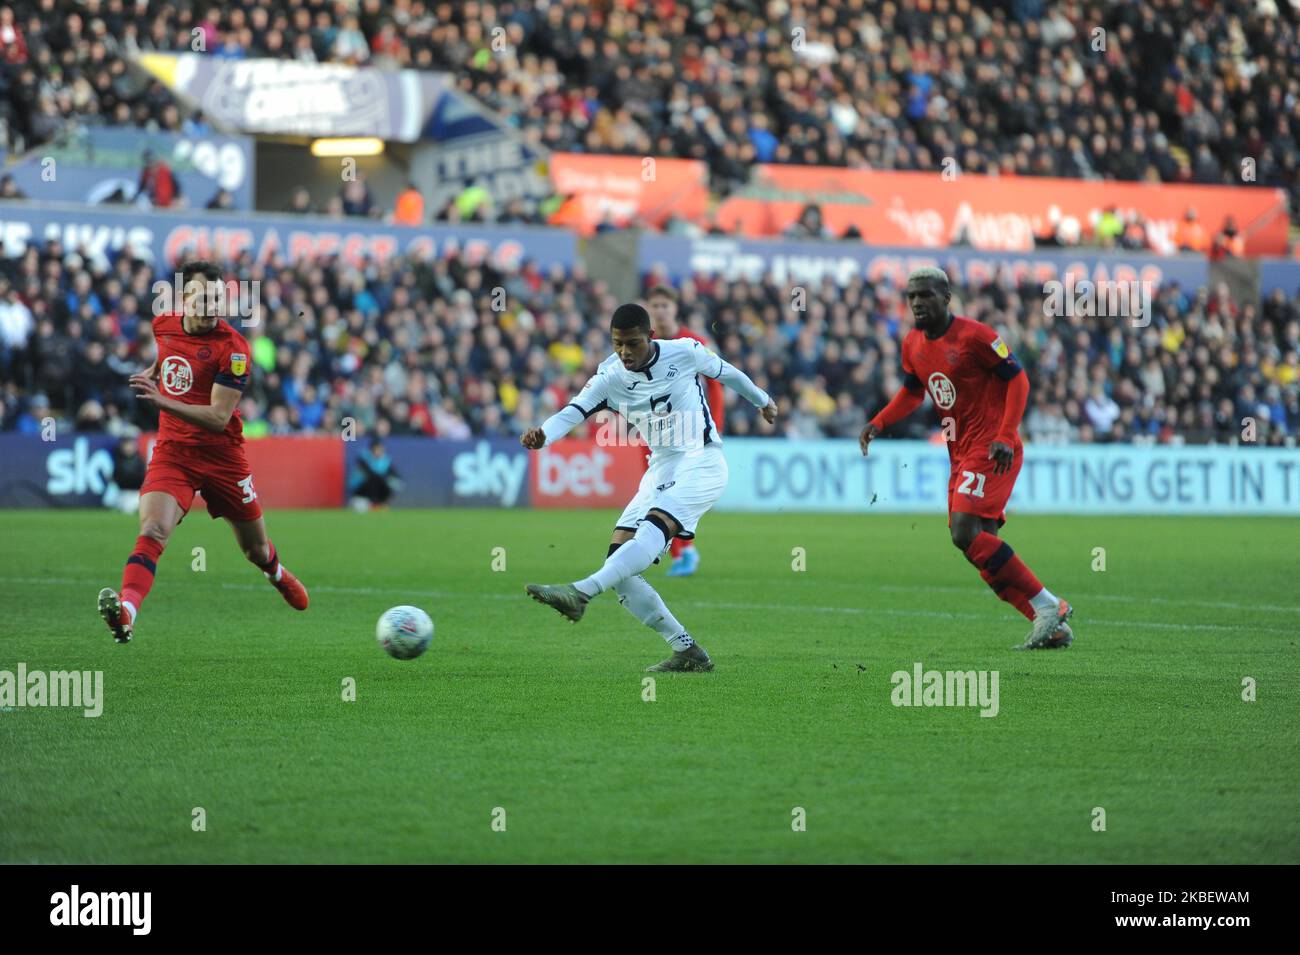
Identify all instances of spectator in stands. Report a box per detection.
[133,149,180,208]
[1094,207,1124,248]
[0,276,32,373]
[1176,208,1208,254]
[0,6,26,64]
[332,14,369,64]
[348,439,403,511]
[783,204,832,241]
[285,187,315,215]
[1211,216,1246,259]
[206,188,235,211]
[339,175,375,218]
[0,174,26,200]
[15,390,49,435]
[103,433,145,513]
[392,182,424,225]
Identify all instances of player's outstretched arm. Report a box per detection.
[130,377,241,432]
[696,343,773,415]
[522,373,610,451]
[861,385,925,456]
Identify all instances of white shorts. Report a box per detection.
[616,444,728,540]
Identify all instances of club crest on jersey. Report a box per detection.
[197,346,212,360]
[160,356,194,396]
[230,353,248,376]
[991,337,1009,359]
[927,372,957,409]
[666,363,680,379]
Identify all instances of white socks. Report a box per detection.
[615,575,690,647]
[575,521,667,597]
[1029,586,1059,615]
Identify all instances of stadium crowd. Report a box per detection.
[0,243,1296,448]
[0,0,1296,228]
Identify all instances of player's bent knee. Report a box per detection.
[949,521,980,552]
[644,509,680,540]
[138,521,173,546]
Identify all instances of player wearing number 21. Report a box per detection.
[861,267,1074,650]
[97,260,309,644]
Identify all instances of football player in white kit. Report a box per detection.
[521,303,777,671]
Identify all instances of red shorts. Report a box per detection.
[947,445,1022,526]
[141,440,264,523]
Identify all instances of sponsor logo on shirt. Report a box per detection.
[160,356,194,396]
[927,372,956,409]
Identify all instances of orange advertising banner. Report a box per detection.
[715,166,1290,255]
[548,153,709,236]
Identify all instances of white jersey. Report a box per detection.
[541,338,770,459]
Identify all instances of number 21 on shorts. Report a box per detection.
[238,475,258,503]
[956,470,986,498]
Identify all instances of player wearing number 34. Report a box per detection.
[97,260,309,645]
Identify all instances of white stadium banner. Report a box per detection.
[716,439,1300,515]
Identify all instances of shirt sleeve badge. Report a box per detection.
[991,337,1010,359]
[230,353,248,376]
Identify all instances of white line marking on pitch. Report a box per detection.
[3,577,1295,636]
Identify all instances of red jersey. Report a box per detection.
[671,327,725,429]
[900,315,1023,461]
[152,312,250,446]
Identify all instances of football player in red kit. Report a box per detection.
[97,260,308,643]
[647,284,722,577]
[861,267,1073,649]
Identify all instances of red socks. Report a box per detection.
[254,540,281,579]
[965,531,1041,622]
[121,535,165,618]
[669,538,685,559]
[979,568,1035,621]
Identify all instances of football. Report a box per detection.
[375,606,434,660]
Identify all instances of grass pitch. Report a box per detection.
[1,509,1297,863]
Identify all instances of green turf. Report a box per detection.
[1,509,1297,863]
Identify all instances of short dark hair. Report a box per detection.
[646,284,676,303]
[610,302,651,333]
[180,259,222,286]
